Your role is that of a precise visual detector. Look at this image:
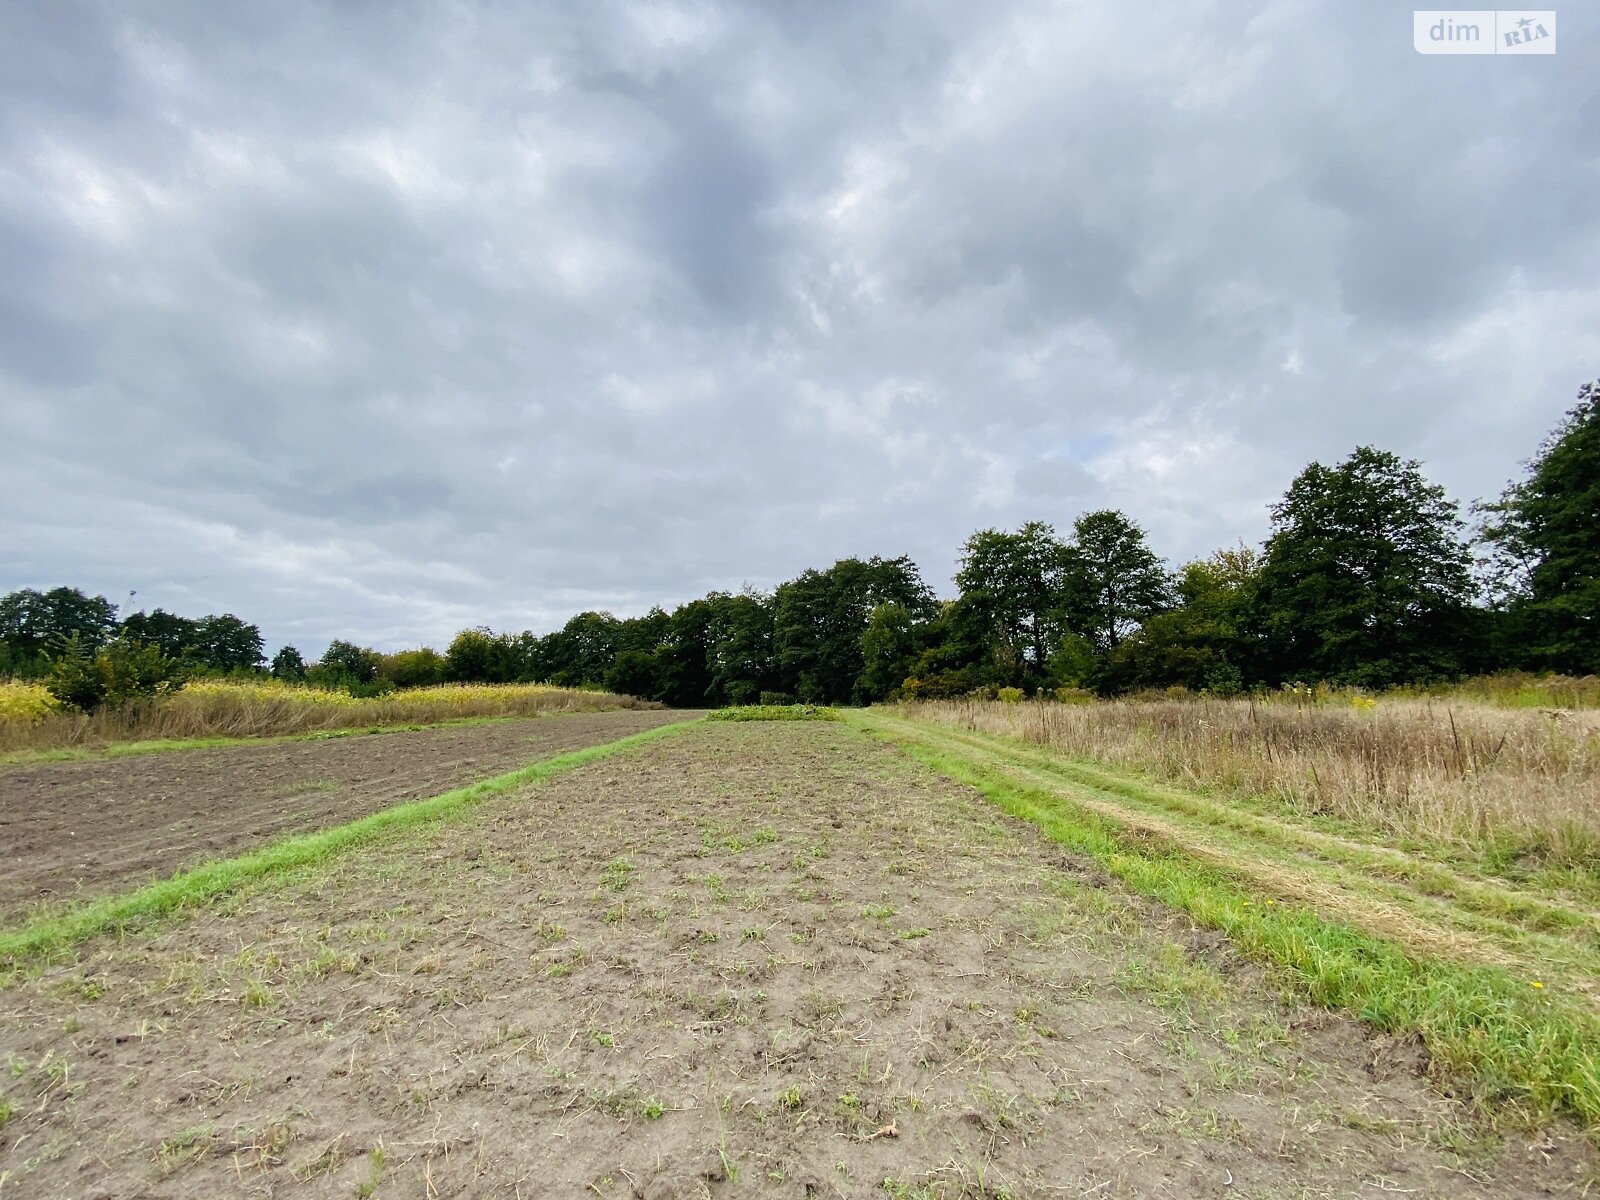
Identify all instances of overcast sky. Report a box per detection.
[2,2,1596,655]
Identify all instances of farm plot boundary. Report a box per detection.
[0,718,699,962]
[0,713,536,766]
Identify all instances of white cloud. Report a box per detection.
[1,0,1595,651]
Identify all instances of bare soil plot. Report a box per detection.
[0,721,1593,1198]
[0,710,698,919]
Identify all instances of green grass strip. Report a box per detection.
[0,719,699,961]
[850,711,1600,1135]
[1,713,563,765]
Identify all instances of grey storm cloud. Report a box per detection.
[2,0,1597,655]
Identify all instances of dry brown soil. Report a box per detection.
[0,710,698,919]
[0,720,1593,1198]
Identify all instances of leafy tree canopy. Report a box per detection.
[1479,380,1600,673]
[1253,446,1475,686]
[774,556,935,704]
[190,613,265,672]
[270,645,307,680]
[1101,546,1260,694]
[0,587,119,657]
[1067,509,1172,652]
[318,639,382,685]
[955,521,1071,677]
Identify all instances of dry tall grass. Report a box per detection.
[902,696,1600,867]
[0,679,660,754]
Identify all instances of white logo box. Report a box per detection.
[1414,10,1556,54]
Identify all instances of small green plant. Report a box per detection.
[357,1145,386,1198]
[600,857,634,892]
[880,1178,940,1199]
[778,1084,803,1110]
[63,975,104,1000]
[157,1123,215,1174]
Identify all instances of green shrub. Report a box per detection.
[707,705,839,722]
[345,678,397,699]
[758,691,794,706]
[317,640,381,685]
[724,680,760,706]
[1053,687,1095,705]
[379,647,446,688]
[46,633,186,713]
[997,686,1025,704]
[899,673,972,700]
[270,645,307,681]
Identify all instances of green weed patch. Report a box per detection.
[706,705,840,722]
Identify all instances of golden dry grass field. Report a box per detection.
[0,679,659,758]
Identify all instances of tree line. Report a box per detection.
[5,381,1596,709]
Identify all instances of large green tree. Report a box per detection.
[318,639,382,685]
[445,627,500,682]
[774,556,935,703]
[190,614,265,673]
[47,632,186,712]
[1102,546,1259,693]
[604,649,662,699]
[270,645,307,680]
[655,598,718,707]
[445,627,535,682]
[1067,509,1172,652]
[120,608,199,660]
[1253,446,1476,686]
[538,611,623,686]
[1479,381,1600,674]
[954,522,1072,680]
[0,587,119,659]
[705,591,775,706]
[379,647,446,688]
[858,602,919,699]
[897,598,996,698]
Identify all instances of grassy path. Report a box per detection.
[850,708,1600,1133]
[859,714,1600,982]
